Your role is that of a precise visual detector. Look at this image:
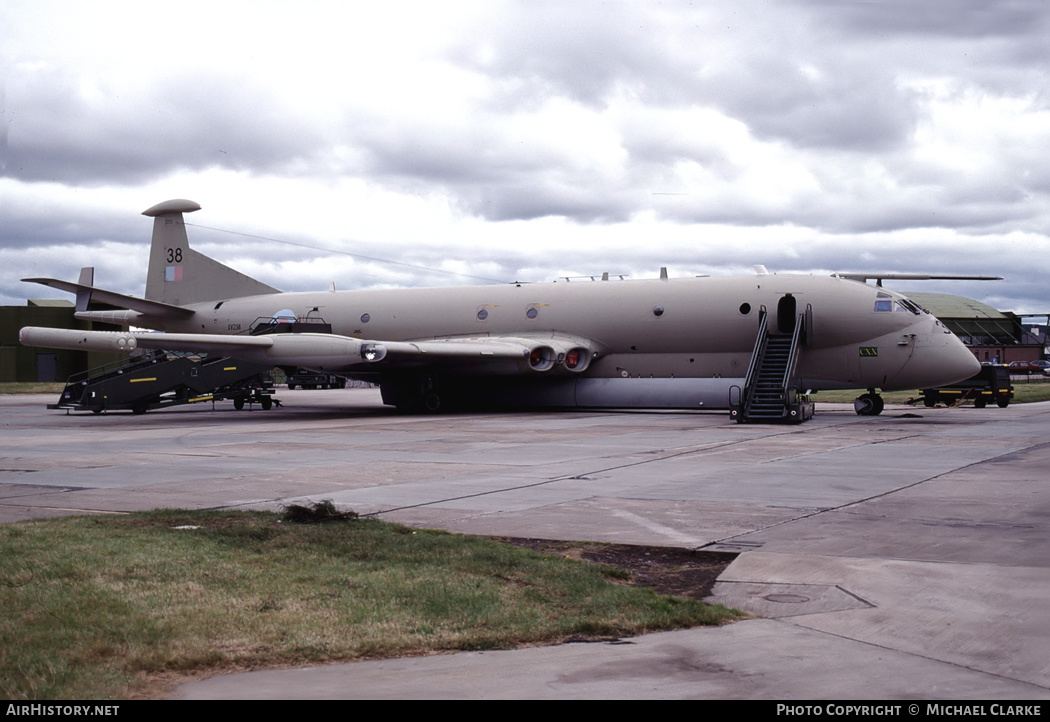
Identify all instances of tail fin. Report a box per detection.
[143,199,280,306]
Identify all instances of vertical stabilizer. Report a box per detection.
[143,199,280,306]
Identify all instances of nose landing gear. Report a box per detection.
[854,390,884,416]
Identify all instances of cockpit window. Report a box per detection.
[874,300,893,312]
[895,299,924,315]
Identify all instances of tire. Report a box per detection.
[974,397,987,408]
[854,392,884,416]
[261,396,273,410]
[423,392,441,413]
[996,397,1010,408]
[233,397,245,411]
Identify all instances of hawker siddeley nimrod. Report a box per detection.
[20,199,985,421]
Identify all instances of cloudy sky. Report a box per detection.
[2,0,1049,314]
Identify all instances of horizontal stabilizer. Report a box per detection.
[22,278,194,318]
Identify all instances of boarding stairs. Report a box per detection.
[729,310,813,423]
[49,351,276,415]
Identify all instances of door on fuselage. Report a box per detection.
[777,294,796,335]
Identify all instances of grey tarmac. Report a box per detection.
[2,389,1048,699]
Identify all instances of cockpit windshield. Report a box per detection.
[873,291,928,315]
[896,298,927,315]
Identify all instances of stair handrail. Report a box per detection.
[780,309,807,388]
[62,349,163,386]
[741,307,769,417]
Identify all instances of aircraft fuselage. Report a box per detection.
[21,199,982,414]
[154,273,976,395]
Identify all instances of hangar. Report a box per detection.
[0,300,120,382]
[904,292,1047,365]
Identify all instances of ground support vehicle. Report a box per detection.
[918,365,1013,408]
[286,369,348,390]
[49,351,277,414]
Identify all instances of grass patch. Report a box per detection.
[1007,378,1050,404]
[812,378,1050,405]
[0,509,740,699]
[811,389,924,405]
[0,383,64,395]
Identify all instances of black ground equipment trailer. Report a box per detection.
[918,364,1013,409]
[49,351,277,414]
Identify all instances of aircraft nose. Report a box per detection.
[892,326,980,390]
[931,340,981,387]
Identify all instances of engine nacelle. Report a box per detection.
[527,345,556,372]
[523,342,594,373]
[559,346,592,373]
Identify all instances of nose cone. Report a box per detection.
[889,327,980,390]
[928,339,982,387]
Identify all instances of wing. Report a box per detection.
[18,328,598,375]
[832,273,1003,283]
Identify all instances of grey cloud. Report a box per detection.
[706,61,918,151]
[4,1,1049,314]
[457,1,680,108]
[799,0,1048,39]
[4,69,323,184]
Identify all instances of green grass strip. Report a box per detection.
[1,509,740,699]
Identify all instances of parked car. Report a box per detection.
[1007,360,1050,376]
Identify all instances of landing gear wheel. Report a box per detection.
[854,392,884,416]
[423,392,441,413]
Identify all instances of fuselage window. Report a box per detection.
[526,306,538,319]
[477,308,489,321]
[739,303,751,315]
[652,305,664,317]
[360,313,370,324]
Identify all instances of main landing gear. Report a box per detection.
[854,389,884,416]
[382,375,445,414]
